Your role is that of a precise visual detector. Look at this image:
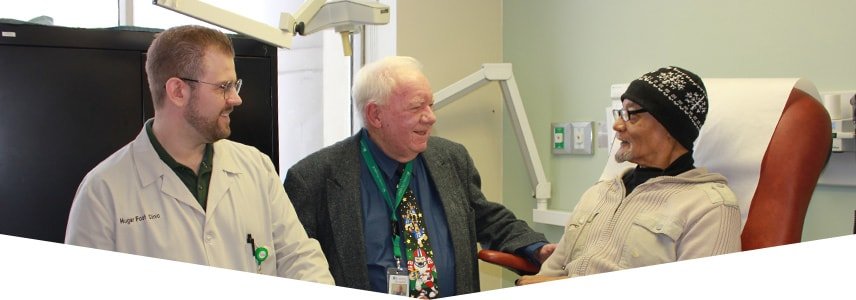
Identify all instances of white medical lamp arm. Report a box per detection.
[154,0,294,48]
[153,0,390,54]
[433,63,552,211]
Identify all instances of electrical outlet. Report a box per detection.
[552,123,572,154]
[570,121,594,155]
[553,122,594,155]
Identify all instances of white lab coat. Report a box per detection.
[66,126,334,285]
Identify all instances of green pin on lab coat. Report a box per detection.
[254,246,269,265]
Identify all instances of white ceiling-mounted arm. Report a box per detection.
[288,0,389,56]
[154,0,389,55]
[434,63,552,211]
[294,0,389,36]
[284,0,327,35]
[154,0,294,48]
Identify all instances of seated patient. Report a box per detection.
[517,66,741,285]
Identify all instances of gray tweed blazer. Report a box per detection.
[283,133,546,296]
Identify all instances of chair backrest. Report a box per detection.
[601,78,832,251]
[740,86,831,250]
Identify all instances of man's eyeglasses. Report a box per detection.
[180,77,242,99]
[612,108,648,122]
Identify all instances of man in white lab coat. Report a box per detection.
[65,25,334,285]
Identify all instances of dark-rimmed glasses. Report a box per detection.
[179,77,242,100]
[612,108,648,122]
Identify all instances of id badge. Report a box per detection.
[387,267,409,296]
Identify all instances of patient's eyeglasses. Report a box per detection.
[612,108,648,123]
[180,77,242,100]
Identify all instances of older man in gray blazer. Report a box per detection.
[284,56,554,298]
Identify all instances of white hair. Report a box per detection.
[352,56,424,127]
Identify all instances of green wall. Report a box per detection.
[501,0,856,286]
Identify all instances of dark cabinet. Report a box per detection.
[0,23,279,243]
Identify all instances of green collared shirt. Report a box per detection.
[145,120,214,211]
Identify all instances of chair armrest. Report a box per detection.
[478,249,540,275]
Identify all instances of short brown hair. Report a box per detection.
[145,25,235,107]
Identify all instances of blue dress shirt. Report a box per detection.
[359,130,455,296]
[358,129,545,296]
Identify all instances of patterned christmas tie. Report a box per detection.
[396,165,439,299]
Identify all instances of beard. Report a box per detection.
[184,94,231,143]
[614,143,632,163]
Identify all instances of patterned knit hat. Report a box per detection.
[620,66,708,151]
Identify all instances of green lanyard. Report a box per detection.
[359,136,413,268]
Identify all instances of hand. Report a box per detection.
[535,243,557,263]
[515,275,566,286]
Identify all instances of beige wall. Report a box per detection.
[396,0,506,292]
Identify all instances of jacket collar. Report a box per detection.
[130,121,244,214]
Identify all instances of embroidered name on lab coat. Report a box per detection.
[119,213,161,225]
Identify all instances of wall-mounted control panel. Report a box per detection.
[552,121,594,155]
